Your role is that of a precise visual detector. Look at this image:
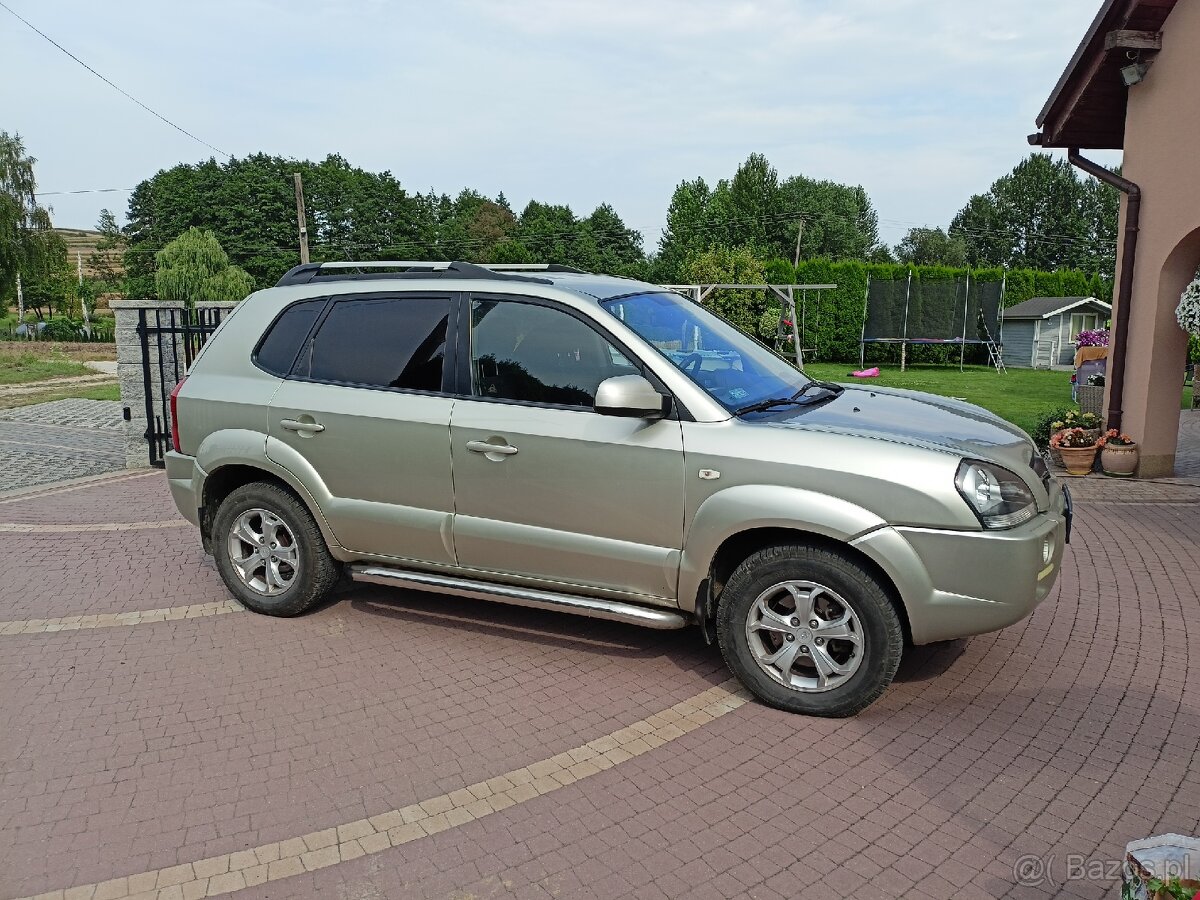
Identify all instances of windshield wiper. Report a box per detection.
[734,381,844,416]
[796,380,845,397]
[734,396,806,415]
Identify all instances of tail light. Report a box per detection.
[169,378,187,453]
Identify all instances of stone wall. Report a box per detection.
[111,300,237,469]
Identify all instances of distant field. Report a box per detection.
[0,342,116,384]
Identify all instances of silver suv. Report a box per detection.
[166,261,1070,716]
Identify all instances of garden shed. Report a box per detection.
[1000,296,1112,368]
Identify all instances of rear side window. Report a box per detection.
[302,296,449,392]
[254,299,326,376]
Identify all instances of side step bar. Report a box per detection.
[348,564,690,630]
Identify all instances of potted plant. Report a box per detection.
[1045,410,1102,466]
[1050,427,1099,475]
[1178,279,1200,409]
[1099,428,1139,476]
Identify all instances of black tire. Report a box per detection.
[716,543,903,717]
[212,482,340,617]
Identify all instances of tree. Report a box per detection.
[655,154,885,282]
[949,153,1119,273]
[894,227,969,267]
[681,245,767,336]
[775,176,884,262]
[154,227,254,305]
[656,177,713,281]
[88,208,127,295]
[1,131,57,310]
[18,228,71,320]
[727,153,779,253]
[124,153,425,295]
[580,203,644,276]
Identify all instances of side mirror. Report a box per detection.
[594,374,670,419]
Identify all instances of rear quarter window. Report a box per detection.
[254,299,327,376]
[301,296,449,392]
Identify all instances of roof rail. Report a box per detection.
[480,264,590,274]
[274,260,563,287]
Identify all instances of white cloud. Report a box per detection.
[2,0,1120,249]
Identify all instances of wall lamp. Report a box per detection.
[1121,62,1148,86]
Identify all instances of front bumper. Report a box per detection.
[852,485,1069,645]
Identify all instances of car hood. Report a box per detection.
[767,384,1038,476]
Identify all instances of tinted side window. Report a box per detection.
[304,296,448,391]
[470,300,631,407]
[255,299,325,376]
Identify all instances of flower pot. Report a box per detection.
[1101,442,1138,477]
[1048,428,1100,466]
[1058,445,1098,476]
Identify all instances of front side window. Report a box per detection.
[301,296,448,391]
[603,292,812,411]
[470,300,633,407]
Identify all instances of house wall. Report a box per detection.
[1110,0,1200,476]
[1000,320,1037,368]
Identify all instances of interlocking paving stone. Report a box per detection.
[0,400,125,492]
[0,472,1197,899]
[0,398,124,430]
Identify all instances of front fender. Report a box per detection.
[677,484,887,613]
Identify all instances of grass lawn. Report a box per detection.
[803,363,1073,435]
[0,382,120,411]
[0,342,116,384]
[802,362,1195,435]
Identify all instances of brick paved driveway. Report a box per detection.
[1,472,1198,900]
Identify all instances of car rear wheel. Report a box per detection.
[212,482,339,617]
[716,543,903,717]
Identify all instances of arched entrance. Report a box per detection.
[1116,228,1199,476]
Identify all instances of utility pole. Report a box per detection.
[793,219,805,267]
[293,173,310,264]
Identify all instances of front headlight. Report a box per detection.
[955,460,1036,529]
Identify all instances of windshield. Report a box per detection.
[601,291,813,412]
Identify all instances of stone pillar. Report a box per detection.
[111,299,185,469]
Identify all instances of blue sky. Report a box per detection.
[1,0,1121,252]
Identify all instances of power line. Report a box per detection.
[0,0,230,159]
[35,187,134,196]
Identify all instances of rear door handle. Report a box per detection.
[465,440,518,456]
[280,418,325,434]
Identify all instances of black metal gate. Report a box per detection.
[137,306,229,466]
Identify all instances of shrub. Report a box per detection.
[41,318,80,342]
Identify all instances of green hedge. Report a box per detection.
[747,260,1110,364]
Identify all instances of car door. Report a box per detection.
[450,295,686,600]
[266,291,458,564]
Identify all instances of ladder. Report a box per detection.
[980,315,1006,374]
[986,339,1006,374]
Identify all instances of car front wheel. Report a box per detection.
[716,543,903,717]
[212,482,339,617]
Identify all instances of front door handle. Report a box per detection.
[465,440,518,456]
[280,418,325,434]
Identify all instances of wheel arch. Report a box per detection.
[199,462,341,558]
[695,526,913,646]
